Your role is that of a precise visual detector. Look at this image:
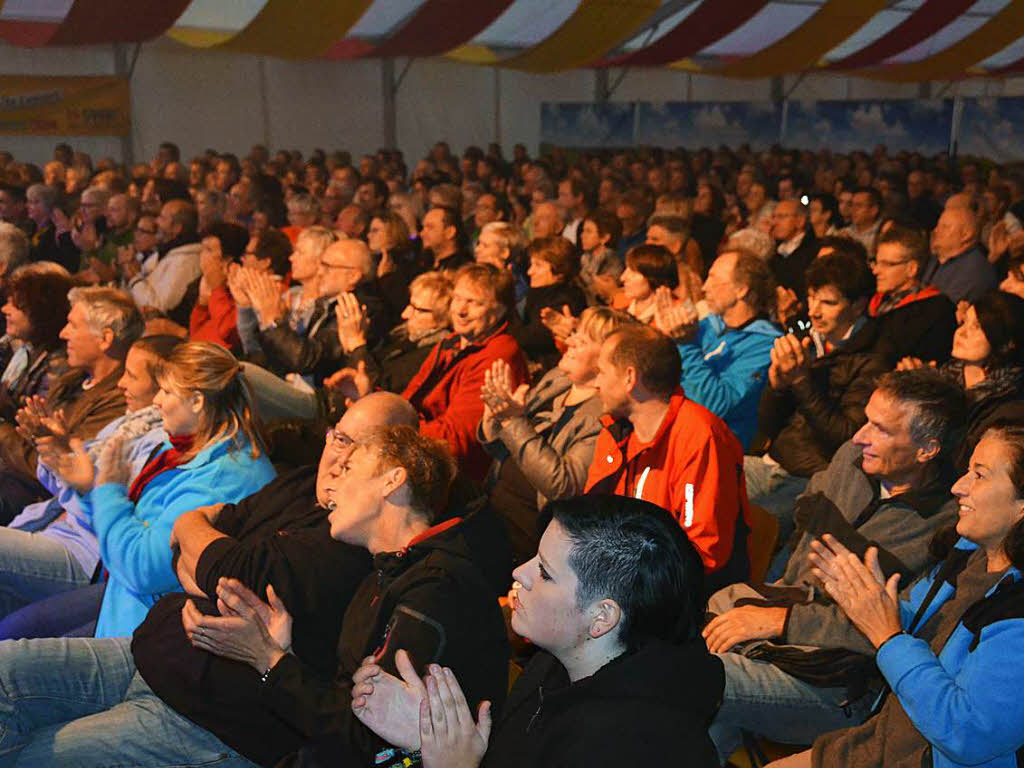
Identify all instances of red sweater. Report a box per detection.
[585,389,752,579]
[189,286,240,352]
[402,323,527,484]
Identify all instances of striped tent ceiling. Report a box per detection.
[0,0,1023,79]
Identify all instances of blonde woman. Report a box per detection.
[41,341,276,637]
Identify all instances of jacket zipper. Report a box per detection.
[526,685,544,733]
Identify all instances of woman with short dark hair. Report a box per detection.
[0,262,73,418]
[514,236,587,368]
[351,495,724,768]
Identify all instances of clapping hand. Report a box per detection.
[96,434,132,487]
[895,356,935,372]
[419,665,491,768]
[335,292,369,353]
[653,286,698,341]
[324,359,371,405]
[807,535,902,649]
[352,649,429,752]
[539,305,577,342]
[480,359,528,425]
[226,263,252,308]
[768,334,812,390]
[39,437,96,494]
[15,397,67,444]
[776,286,802,327]
[182,578,293,673]
[248,271,286,328]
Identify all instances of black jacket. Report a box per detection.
[513,281,587,369]
[483,639,723,768]
[133,468,373,767]
[872,291,957,366]
[759,320,889,477]
[259,285,390,387]
[771,231,819,299]
[30,222,80,273]
[266,517,509,768]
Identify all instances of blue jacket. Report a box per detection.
[83,436,276,637]
[677,315,781,450]
[877,540,1024,768]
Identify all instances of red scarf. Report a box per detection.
[127,434,195,503]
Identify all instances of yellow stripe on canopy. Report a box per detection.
[168,0,374,58]
[448,0,660,73]
[707,0,889,78]
[865,1,1024,82]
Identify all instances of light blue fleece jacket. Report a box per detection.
[82,436,276,637]
[876,539,1024,768]
[677,314,781,450]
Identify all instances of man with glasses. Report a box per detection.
[869,225,956,366]
[248,238,389,387]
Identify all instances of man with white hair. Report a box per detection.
[26,183,79,272]
[0,287,142,523]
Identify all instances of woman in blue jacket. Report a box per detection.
[768,422,1024,768]
[43,340,276,637]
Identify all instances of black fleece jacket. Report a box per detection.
[483,639,723,768]
[133,468,372,766]
[266,517,510,768]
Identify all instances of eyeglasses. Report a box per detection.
[320,261,360,272]
[325,427,353,448]
[872,259,911,269]
[407,302,433,314]
[135,226,157,235]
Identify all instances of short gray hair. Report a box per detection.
[727,228,774,262]
[67,286,144,348]
[0,222,29,272]
[26,183,57,210]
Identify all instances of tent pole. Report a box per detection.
[382,58,397,150]
[493,67,502,148]
[257,58,272,149]
[112,43,135,167]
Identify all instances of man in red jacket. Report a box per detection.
[585,324,753,593]
[401,262,528,483]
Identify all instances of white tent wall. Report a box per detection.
[1,38,1024,167]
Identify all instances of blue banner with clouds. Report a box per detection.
[783,99,953,155]
[958,97,1024,163]
[635,101,781,148]
[540,102,636,147]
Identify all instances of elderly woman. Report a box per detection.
[37,340,276,637]
[474,220,528,306]
[351,495,724,768]
[478,306,634,563]
[0,262,73,419]
[769,423,1024,768]
[331,270,453,396]
[336,263,528,484]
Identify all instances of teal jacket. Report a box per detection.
[82,436,276,637]
[677,315,781,450]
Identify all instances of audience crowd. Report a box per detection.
[0,137,1019,767]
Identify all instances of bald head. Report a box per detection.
[931,206,979,263]
[316,392,419,506]
[944,192,977,213]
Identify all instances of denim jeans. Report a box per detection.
[0,581,105,639]
[0,527,91,619]
[743,456,809,551]
[0,636,258,767]
[241,362,320,424]
[708,652,872,764]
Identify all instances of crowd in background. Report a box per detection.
[0,137,1017,767]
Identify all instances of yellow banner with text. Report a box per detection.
[0,75,130,135]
